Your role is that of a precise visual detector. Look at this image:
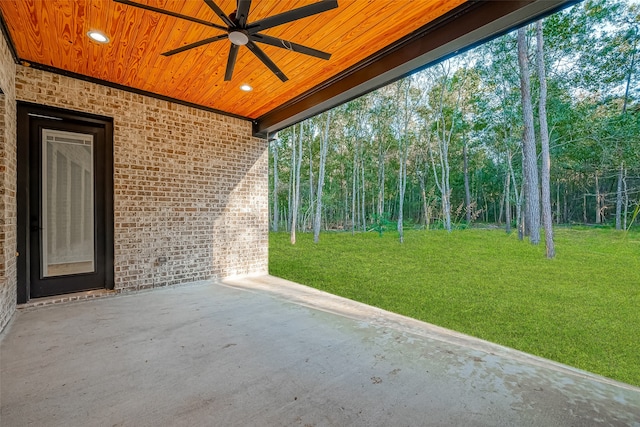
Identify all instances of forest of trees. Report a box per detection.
[269,0,640,255]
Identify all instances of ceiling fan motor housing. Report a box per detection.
[229,30,249,46]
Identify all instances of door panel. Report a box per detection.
[17,103,113,301]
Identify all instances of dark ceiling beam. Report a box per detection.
[253,0,577,138]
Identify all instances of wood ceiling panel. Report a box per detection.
[219,1,362,111]
[239,0,457,118]
[137,1,233,99]
[0,0,466,119]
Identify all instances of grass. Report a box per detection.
[269,227,640,387]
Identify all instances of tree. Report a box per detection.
[268,0,640,239]
[313,111,331,243]
[271,134,279,231]
[394,78,416,243]
[290,123,303,244]
[368,89,394,227]
[517,27,541,244]
[536,20,556,258]
[420,62,466,232]
[477,32,525,235]
[463,138,472,224]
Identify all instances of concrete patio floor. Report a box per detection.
[1,276,639,426]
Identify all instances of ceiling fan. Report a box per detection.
[114,0,338,82]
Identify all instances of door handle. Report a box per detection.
[30,226,44,232]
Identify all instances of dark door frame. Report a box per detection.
[17,102,114,303]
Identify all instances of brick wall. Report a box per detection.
[0,30,17,332]
[16,66,268,293]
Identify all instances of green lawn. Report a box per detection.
[269,227,640,386]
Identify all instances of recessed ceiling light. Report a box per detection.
[240,84,253,92]
[87,31,109,44]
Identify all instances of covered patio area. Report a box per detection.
[2,1,639,424]
[2,276,638,426]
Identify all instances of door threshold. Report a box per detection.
[18,289,117,309]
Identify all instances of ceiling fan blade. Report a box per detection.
[246,41,288,82]
[114,0,226,31]
[248,0,338,34]
[252,34,331,60]
[161,34,228,56]
[204,0,235,27]
[235,0,252,28]
[225,44,240,81]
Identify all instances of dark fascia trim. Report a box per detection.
[253,0,578,138]
[17,100,115,125]
[19,62,254,124]
[0,10,20,64]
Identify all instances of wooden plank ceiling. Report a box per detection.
[1,0,575,135]
[0,0,465,120]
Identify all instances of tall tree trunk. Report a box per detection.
[536,20,555,258]
[361,154,366,232]
[288,130,294,232]
[308,135,314,232]
[623,168,628,230]
[617,32,635,227]
[520,149,528,236]
[296,124,303,232]
[463,140,471,223]
[563,186,568,225]
[622,34,636,114]
[352,146,357,234]
[377,137,385,219]
[396,80,412,242]
[425,65,457,233]
[398,142,407,243]
[507,149,521,236]
[343,173,348,230]
[505,171,511,233]
[556,180,560,225]
[443,138,452,231]
[595,172,601,224]
[517,26,540,245]
[498,183,505,224]
[419,172,429,229]
[314,112,331,243]
[484,198,488,223]
[290,125,302,244]
[398,156,404,242]
[517,179,525,240]
[616,162,624,230]
[281,206,287,231]
[272,137,279,232]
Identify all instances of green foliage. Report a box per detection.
[270,228,640,386]
[370,212,392,237]
[270,0,640,239]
